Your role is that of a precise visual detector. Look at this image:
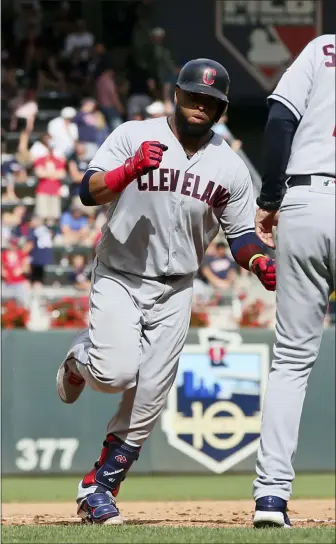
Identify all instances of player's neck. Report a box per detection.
[168,116,213,158]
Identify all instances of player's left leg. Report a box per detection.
[106,275,194,445]
[253,188,335,527]
[77,274,194,523]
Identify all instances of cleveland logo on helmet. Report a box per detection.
[202,68,216,86]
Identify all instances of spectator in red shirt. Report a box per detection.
[33,134,66,224]
[2,237,30,305]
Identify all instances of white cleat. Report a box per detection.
[253,510,291,528]
[100,514,123,525]
[56,358,85,404]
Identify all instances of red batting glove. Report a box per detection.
[104,141,168,193]
[251,256,276,291]
[125,141,168,178]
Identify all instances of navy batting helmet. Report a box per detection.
[176,58,230,110]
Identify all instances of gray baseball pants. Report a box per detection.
[66,259,193,447]
[253,180,336,500]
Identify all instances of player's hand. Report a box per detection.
[251,256,276,291]
[255,208,279,249]
[125,141,168,178]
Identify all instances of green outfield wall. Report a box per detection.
[2,328,335,475]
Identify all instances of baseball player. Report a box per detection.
[56,58,276,524]
[253,35,336,528]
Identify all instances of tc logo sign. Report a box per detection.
[161,329,269,473]
[203,68,216,85]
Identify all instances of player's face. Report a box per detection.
[175,88,222,137]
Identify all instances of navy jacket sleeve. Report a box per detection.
[257,100,300,210]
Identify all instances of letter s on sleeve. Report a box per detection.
[323,44,336,68]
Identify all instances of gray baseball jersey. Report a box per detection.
[88,117,255,277]
[269,34,336,177]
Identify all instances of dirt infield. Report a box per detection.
[2,499,335,527]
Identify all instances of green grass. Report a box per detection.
[2,473,335,503]
[2,475,335,543]
[2,526,336,544]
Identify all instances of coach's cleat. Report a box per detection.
[77,488,123,524]
[56,358,85,404]
[253,496,291,528]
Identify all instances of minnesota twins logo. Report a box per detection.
[162,329,269,473]
[202,68,216,85]
[208,335,228,367]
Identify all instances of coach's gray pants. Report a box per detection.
[253,180,336,501]
[66,259,193,447]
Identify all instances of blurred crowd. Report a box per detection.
[2,1,332,327]
[1,0,245,311]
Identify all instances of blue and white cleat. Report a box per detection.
[253,496,291,528]
[77,488,123,525]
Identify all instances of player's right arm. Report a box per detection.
[219,161,276,291]
[79,123,168,206]
[257,38,316,210]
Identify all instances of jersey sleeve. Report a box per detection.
[220,163,255,240]
[88,124,133,173]
[268,39,316,121]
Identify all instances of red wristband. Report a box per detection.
[103,162,135,193]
